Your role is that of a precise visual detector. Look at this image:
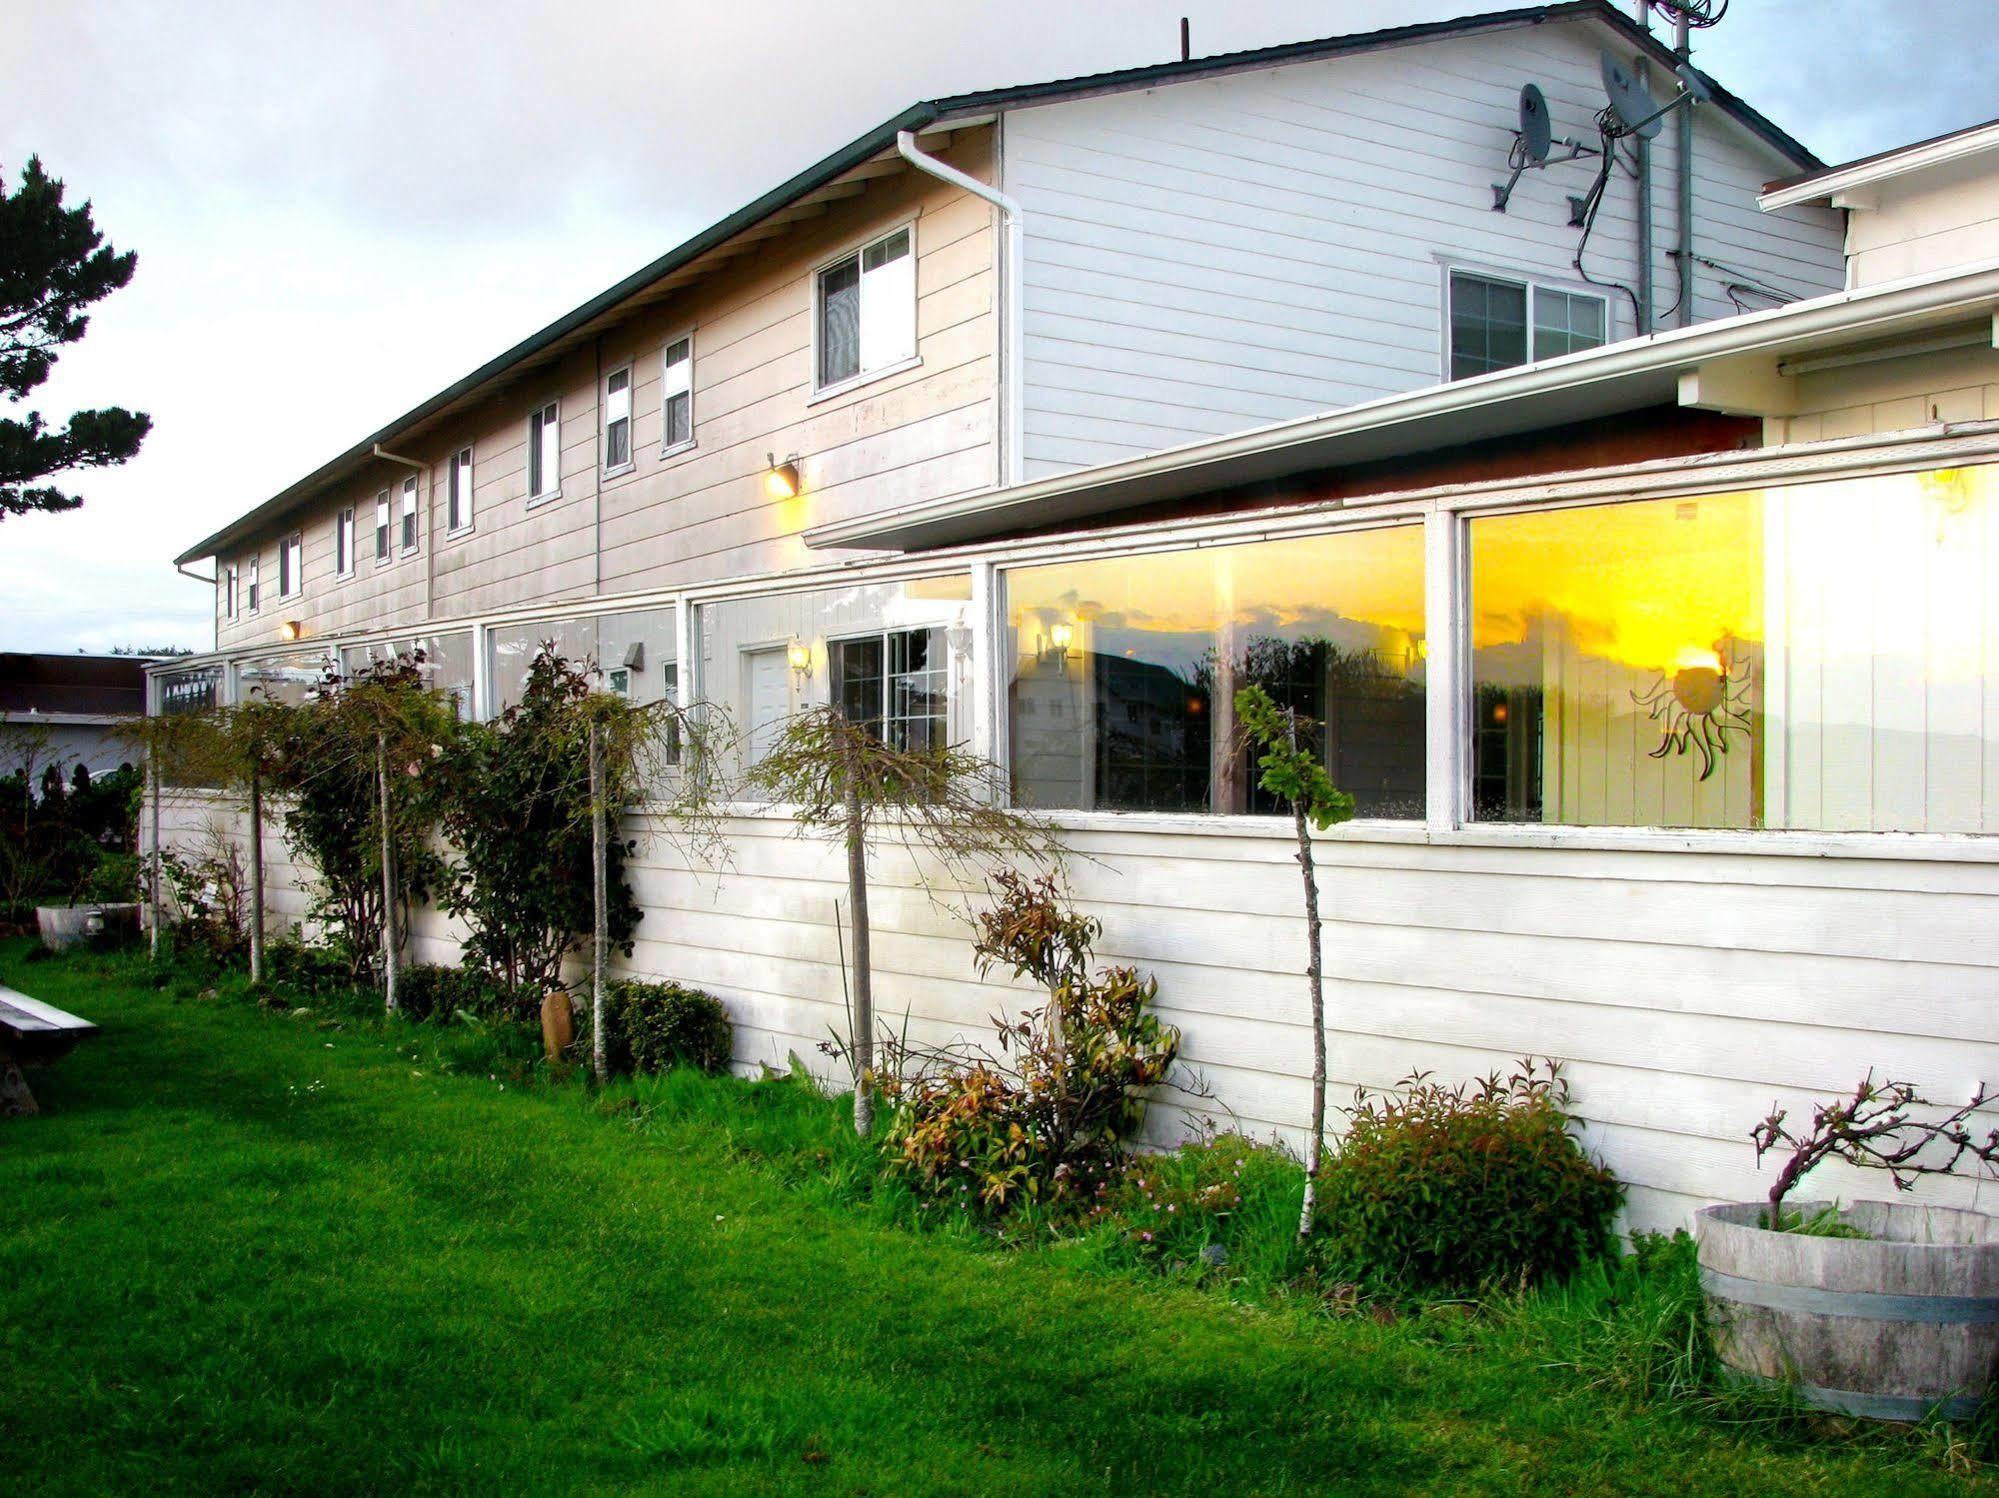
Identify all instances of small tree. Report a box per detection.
[746,707,1058,1135]
[1235,683,1355,1240]
[1752,1073,1999,1231]
[1,156,150,519]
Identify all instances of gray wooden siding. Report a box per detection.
[1006,19,1845,475]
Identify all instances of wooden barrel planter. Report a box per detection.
[1695,1199,1999,1421]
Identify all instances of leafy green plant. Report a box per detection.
[599,979,733,1076]
[395,962,541,1028]
[1111,1132,1308,1286]
[1315,1058,1621,1293]
[1234,683,1355,1241]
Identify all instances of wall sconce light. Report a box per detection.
[786,638,812,676]
[1050,622,1073,652]
[765,453,801,501]
[277,620,301,642]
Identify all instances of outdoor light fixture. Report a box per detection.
[765,453,801,500]
[786,638,812,675]
[277,620,301,642]
[1050,622,1073,652]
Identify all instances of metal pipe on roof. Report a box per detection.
[1675,10,1697,328]
[895,129,1026,488]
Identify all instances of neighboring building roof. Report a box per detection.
[1762,116,1999,210]
[176,0,1822,569]
[0,654,154,718]
[806,261,1999,552]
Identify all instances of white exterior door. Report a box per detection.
[744,646,790,764]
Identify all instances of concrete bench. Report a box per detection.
[0,985,98,1117]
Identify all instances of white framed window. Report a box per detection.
[400,475,419,553]
[335,508,355,577]
[374,491,391,563]
[223,565,238,619]
[815,225,915,392]
[447,447,474,534]
[245,555,260,614]
[279,532,303,598]
[830,626,948,754]
[603,367,633,473]
[661,334,694,453]
[1447,269,1606,380]
[527,401,560,503]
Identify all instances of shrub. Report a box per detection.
[601,979,733,1076]
[1314,1058,1621,1293]
[396,963,541,1028]
[262,933,354,996]
[1111,1133,1309,1285]
[878,875,1179,1218]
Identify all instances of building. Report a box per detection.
[0,654,152,782]
[151,8,1999,1228]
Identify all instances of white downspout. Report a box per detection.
[896,129,1026,488]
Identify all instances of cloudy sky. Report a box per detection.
[3,0,1993,654]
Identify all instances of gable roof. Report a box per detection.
[1762,115,1999,210]
[176,0,1821,568]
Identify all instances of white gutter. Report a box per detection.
[805,257,1999,552]
[1761,120,1999,211]
[896,128,1025,487]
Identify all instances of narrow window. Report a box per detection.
[279,532,303,598]
[661,336,693,450]
[400,475,419,553]
[603,368,632,471]
[528,402,560,500]
[816,226,914,389]
[375,491,391,562]
[223,566,238,619]
[448,447,473,533]
[245,556,260,614]
[335,508,354,576]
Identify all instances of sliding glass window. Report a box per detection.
[1467,463,1999,834]
[340,632,477,718]
[1005,526,1427,816]
[486,608,678,717]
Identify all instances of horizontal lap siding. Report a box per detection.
[1010,20,1843,476]
[158,791,1999,1234]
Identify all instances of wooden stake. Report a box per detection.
[844,734,874,1136]
[147,751,162,962]
[377,733,398,1013]
[247,759,265,985]
[590,718,608,1083]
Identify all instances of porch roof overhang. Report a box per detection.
[804,262,1999,554]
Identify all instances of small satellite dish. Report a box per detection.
[1600,50,1665,139]
[1518,83,1551,164]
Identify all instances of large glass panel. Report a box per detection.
[1006,527,1427,817]
[158,665,223,717]
[236,649,333,706]
[340,631,476,717]
[697,576,973,776]
[1468,463,1999,834]
[486,607,677,716]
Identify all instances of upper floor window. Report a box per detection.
[223,565,238,619]
[375,491,391,563]
[528,401,560,503]
[400,476,419,553]
[279,533,303,598]
[831,627,948,754]
[816,226,914,391]
[1447,270,1606,380]
[662,335,693,452]
[245,555,261,614]
[335,508,355,577]
[604,367,633,472]
[448,447,473,534]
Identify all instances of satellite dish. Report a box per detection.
[1600,51,1665,139]
[1518,83,1551,164]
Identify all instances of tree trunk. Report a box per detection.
[247,760,265,986]
[147,752,162,963]
[1292,720,1327,1242]
[845,738,873,1136]
[590,719,609,1084]
[376,733,398,1014]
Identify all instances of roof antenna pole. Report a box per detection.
[1179,16,1190,62]
[1674,7,1696,327]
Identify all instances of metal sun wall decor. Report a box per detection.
[1630,635,1753,781]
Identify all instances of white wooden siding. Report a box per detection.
[1006,19,1845,476]
[161,793,1999,1234]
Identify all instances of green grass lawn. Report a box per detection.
[1,942,1988,1496]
